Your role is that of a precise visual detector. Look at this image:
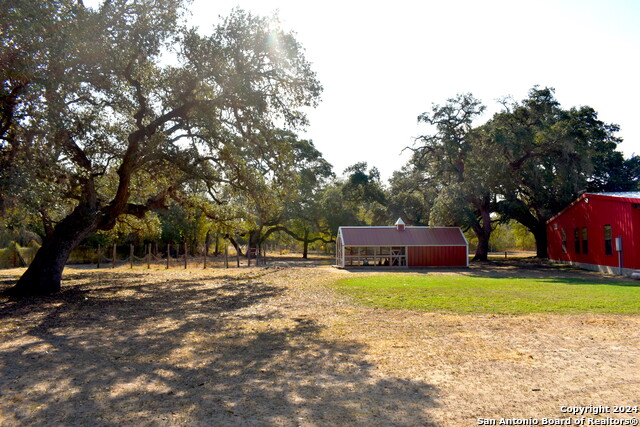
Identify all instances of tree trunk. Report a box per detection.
[213,232,220,256]
[226,235,244,257]
[497,199,549,259]
[8,207,96,296]
[472,228,490,261]
[532,223,548,258]
[471,200,492,262]
[302,229,309,259]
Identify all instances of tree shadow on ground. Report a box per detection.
[0,271,439,426]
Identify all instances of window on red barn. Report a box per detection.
[561,229,567,253]
[582,227,588,254]
[604,225,612,255]
[574,228,580,253]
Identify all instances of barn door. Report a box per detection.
[391,247,406,266]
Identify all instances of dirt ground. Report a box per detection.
[0,259,639,426]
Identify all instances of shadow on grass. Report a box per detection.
[0,271,439,426]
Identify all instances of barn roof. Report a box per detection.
[589,191,640,201]
[338,226,467,247]
[547,192,640,223]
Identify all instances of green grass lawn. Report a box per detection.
[334,275,640,314]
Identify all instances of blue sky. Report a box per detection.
[189,0,640,181]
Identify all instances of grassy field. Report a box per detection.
[334,274,640,314]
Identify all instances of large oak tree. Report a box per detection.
[0,0,321,295]
[412,94,499,261]
[488,87,637,257]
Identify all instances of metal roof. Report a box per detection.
[339,226,467,247]
[547,192,640,223]
[587,191,640,200]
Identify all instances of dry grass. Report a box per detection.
[0,260,639,426]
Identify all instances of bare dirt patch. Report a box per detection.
[1,261,638,426]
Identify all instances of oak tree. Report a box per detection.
[1,1,321,295]
[488,87,635,257]
[412,94,498,261]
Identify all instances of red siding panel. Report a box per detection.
[547,193,640,270]
[408,246,467,267]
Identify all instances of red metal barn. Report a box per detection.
[335,218,468,268]
[547,192,640,275]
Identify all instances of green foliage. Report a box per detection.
[319,182,361,234]
[335,274,640,314]
[488,221,535,251]
[252,134,336,256]
[1,1,324,292]
[99,212,162,244]
[588,147,640,192]
[512,222,536,251]
[386,164,433,226]
[337,162,387,226]
[0,241,39,268]
[429,183,477,226]
[412,93,496,260]
[407,86,637,260]
[487,222,513,252]
[1,0,322,232]
[342,162,385,206]
[486,87,637,256]
[158,203,212,249]
[0,217,42,247]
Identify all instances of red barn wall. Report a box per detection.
[547,195,640,271]
[408,246,467,267]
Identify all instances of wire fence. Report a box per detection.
[1,240,330,270]
[93,242,269,270]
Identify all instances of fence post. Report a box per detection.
[130,244,134,269]
[224,242,229,268]
[204,239,208,269]
[263,244,267,266]
[166,243,170,269]
[147,243,151,269]
[112,243,116,269]
[184,241,187,269]
[97,244,101,269]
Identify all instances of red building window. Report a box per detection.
[561,229,567,253]
[574,228,580,253]
[582,228,588,254]
[604,225,612,255]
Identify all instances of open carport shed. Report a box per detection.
[335,218,468,268]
